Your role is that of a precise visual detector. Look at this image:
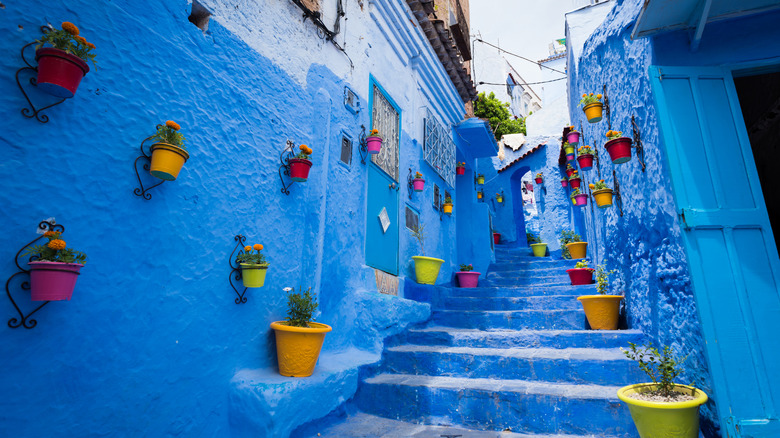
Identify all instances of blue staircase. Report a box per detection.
[302,246,645,437]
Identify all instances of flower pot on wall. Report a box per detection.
[574,193,588,206]
[605,137,633,164]
[577,295,623,330]
[456,166,465,175]
[617,384,708,438]
[366,136,382,154]
[412,256,444,285]
[535,177,543,184]
[567,131,580,145]
[443,203,453,215]
[593,188,614,208]
[289,158,313,182]
[566,168,575,178]
[270,321,332,377]
[564,145,575,158]
[566,268,594,285]
[561,179,568,188]
[569,177,582,189]
[476,175,485,185]
[531,243,547,257]
[35,48,90,98]
[583,102,604,123]
[28,261,83,301]
[456,271,480,288]
[240,263,268,288]
[577,154,594,171]
[413,178,425,192]
[567,242,588,259]
[493,232,501,244]
[150,143,189,181]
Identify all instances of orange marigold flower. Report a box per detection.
[62,22,79,36]
[299,144,308,151]
[596,94,603,99]
[305,147,313,155]
[43,231,55,237]
[166,120,181,131]
[244,245,252,252]
[600,179,605,183]
[253,244,263,251]
[75,36,87,45]
[86,42,96,49]
[48,239,66,250]
[589,184,595,189]
[589,92,594,96]
[581,93,586,98]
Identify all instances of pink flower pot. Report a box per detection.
[289,158,312,181]
[28,261,83,301]
[605,137,632,164]
[566,154,575,162]
[456,271,481,288]
[577,154,594,170]
[35,48,89,98]
[561,179,568,188]
[566,268,594,285]
[456,166,465,175]
[569,177,581,189]
[366,136,382,154]
[574,193,588,206]
[567,131,580,145]
[413,178,425,192]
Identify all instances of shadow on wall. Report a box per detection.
[509,166,531,247]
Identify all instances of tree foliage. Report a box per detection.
[473,92,526,140]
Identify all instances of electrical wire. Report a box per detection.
[473,38,567,75]
[479,77,567,86]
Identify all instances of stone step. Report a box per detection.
[483,276,576,287]
[447,284,597,298]
[489,262,576,273]
[395,327,644,349]
[355,374,637,436]
[485,271,574,284]
[494,255,573,265]
[443,295,583,311]
[432,309,587,330]
[381,345,644,386]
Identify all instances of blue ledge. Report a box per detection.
[454,118,499,159]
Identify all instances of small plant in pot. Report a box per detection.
[560,230,587,259]
[605,130,633,164]
[412,171,425,192]
[534,172,544,184]
[566,259,594,285]
[289,144,314,182]
[618,343,708,438]
[411,223,444,285]
[476,173,485,185]
[235,243,269,288]
[571,188,588,207]
[563,141,575,161]
[577,264,623,330]
[35,22,97,98]
[560,177,568,188]
[568,170,582,189]
[565,163,575,178]
[456,161,465,175]
[580,92,604,123]
[443,194,453,215]
[455,263,480,288]
[528,233,547,257]
[589,180,614,208]
[24,230,87,301]
[495,192,503,203]
[270,286,332,377]
[477,190,484,200]
[566,125,580,145]
[576,145,595,171]
[366,128,383,154]
[149,120,190,181]
[493,229,501,244]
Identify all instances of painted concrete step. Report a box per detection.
[489,262,576,273]
[432,309,586,330]
[483,276,576,287]
[396,327,644,349]
[494,256,573,265]
[447,284,597,298]
[443,295,583,311]
[381,345,644,385]
[355,374,637,436]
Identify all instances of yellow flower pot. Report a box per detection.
[617,383,708,438]
[530,243,547,257]
[593,188,614,208]
[496,196,503,203]
[150,143,189,181]
[583,102,604,123]
[577,295,623,330]
[270,321,332,377]
[567,241,588,259]
[564,146,575,155]
[443,203,453,215]
[477,175,485,185]
[412,256,444,285]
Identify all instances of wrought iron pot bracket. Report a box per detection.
[358,125,368,165]
[406,168,415,200]
[16,27,67,124]
[631,115,646,172]
[133,125,166,200]
[603,84,612,131]
[613,168,624,217]
[279,139,304,195]
[5,221,63,329]
[229,235,249,304]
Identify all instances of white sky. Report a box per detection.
[470,0,583,97]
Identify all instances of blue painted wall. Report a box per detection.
[0,0,494,436]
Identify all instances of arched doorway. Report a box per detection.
[509,166,536,248]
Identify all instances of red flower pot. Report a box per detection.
[493,232,501,244]
[456,166,465,175]
[605,137,632,164]
[567,131,580,145]
[29,261,83,301]
[413,178,425,192]
[366,137,382,154]
[456,271,481,288]
[574,193,588,206]
[566,268,594,285]
[561,179,568,188]
[569,177,581,189]
[566,168,575,178]
[577,154,594,171]
[35,48,90,98]
[535,178,543,184]
[289,158,312,182]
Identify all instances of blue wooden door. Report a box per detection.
[651,65,780,437]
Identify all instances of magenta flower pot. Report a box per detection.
[28,261,83,301]
[366,136,382,154]
[566,154,575,162]
[569,177,582,189]
[574,193,588,206]
[413,178,425,192]
[561,179,568,188]
[577,154,594,170]
[456,271,481,288]
[567,131,580,145]
[566,268,594,285]
[605,137,632,164]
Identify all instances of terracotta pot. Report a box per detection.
[605,137,633,164]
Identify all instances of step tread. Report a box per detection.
[387,345,630,361]
[411,327,642,336]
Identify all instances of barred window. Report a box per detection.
[371,85,400,181]
[423,109,456,188]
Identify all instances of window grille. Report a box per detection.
[423,109,456,188]
[405,206,419,232]
[371,85,400,181]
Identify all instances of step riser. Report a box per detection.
[443,296,582,311]
[448,285,597,298]
[484,279,576,287]
[432,311,586,330]
[486,272,572,281]
[397,330,644,349]
[489,264,573,273]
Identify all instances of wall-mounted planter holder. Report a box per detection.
[228,235,248,304]
[278,140,311,195]
[496,190,505,205]
[358,125,368,165]
[603,84,612,130]
[15,28,73,124]
[5,220,66,329]
[613,169,624,217]
[133,126,183,200]
[631,115,646,172]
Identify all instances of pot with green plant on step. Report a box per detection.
[455,264,480,288]
[577,264,623,330]
[619,343,708,438]
[235,243,270,288]
[566,259,594,285]
[559,230,586,259]
[527,232,547,257]
[410,222,443,284]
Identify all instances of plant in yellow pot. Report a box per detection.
[559,230,587,259]
[270,286,332,377]
[149,120,189,181]
[235,243,269,288]
[619,343,708,438]
[579,92,604,123]
[577,264,623,330]
[410,222,444,285]
[443,195,453,215]
[589,180,614,209]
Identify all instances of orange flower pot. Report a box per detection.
[593,188,614,208]
[270,321,332,377]
[577,295,623,330]
[583,102,603,123]
[443,203,453,215]
[567,241,588,259]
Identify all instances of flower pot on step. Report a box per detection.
[150,143,189,181]
[566,268,594,285]
[593,188,614,208]
[574,193,588,206]
[35,48,90,98]
[455,271,480,288]
[577,154,594,171]
[28,261,83,301]
[577,295,623,329]
[530,243,547,257]
[583,102,603,123]
[412,256,444,285]
[270,321,332,377]
[617,383,708,438]
[605,137,633,164]
[240,263,268,288]
[289,158,312,182]
[493,232,501,244]
[366,136,382,154]
[567,242,588,259]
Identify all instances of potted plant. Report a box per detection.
[495,192,503,203]
[270,286,332,377]
[456,162,465,175]
[566,126,580,145]
[560,230,587,259]
[605,130,633,164]
[580,92,604,123]
[411,223,444,285]
[589,180,614,208]
[455,264,480,288]
[568,170,582,189]
[477,190,484,200]
[443,195,453,215]
[576,145,595,171]
[619,343,708,438]
[566,260,594,285]
[34,22,97,98]
[565,163,575,178]
[235,243,269,288]
[528,233,547,257]
[571,188,588,206]
[23,230,87,301]
[577,264,623,330]
[493,230,501,244]
[149,120,190,181]
[412,171,425,192]
[534,172,544,184]
[476,174,485,185]
[366,129,382,154]
[289,144,313,182]
[560,177,568,188]
[563,141,575,161]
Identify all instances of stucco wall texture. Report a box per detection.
[0,0,485,436]
[566,0,718,434]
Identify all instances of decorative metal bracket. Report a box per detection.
[133,126,165,200]
[278,140,297,195]
[613,169,624,217]
[229,235,248,304]
[433,188,443,221]
[16,28,66,124]
[631,115,646,172]
[407,168,415,200]
[358,125,368,165]
[603,84,611,131]
[5,220,63,329]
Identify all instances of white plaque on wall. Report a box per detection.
[378,207,390,233]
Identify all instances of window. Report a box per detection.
[405,206,419,232]
[188,0,211,32]
[371,84,400,180]
[423,109,456,187]
[340,135,352,165]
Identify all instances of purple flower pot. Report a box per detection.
[366,137,382,154]
[28,261,83,301]
[456,271,481,288]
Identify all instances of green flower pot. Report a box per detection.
[240,263,269,288]
[617,383,708,438]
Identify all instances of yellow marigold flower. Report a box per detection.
[370,129,379,136]
[62,22,79,36]
[305,147,313,155]
[75,36,87,45]
[166,120,181,131]
[600,179,605,183]
[48,239,66,250]
[596,94,603,99]
[253,244,263,251]
[244,245,252,252]
[589,184,595,189]
[86,42,96,49]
